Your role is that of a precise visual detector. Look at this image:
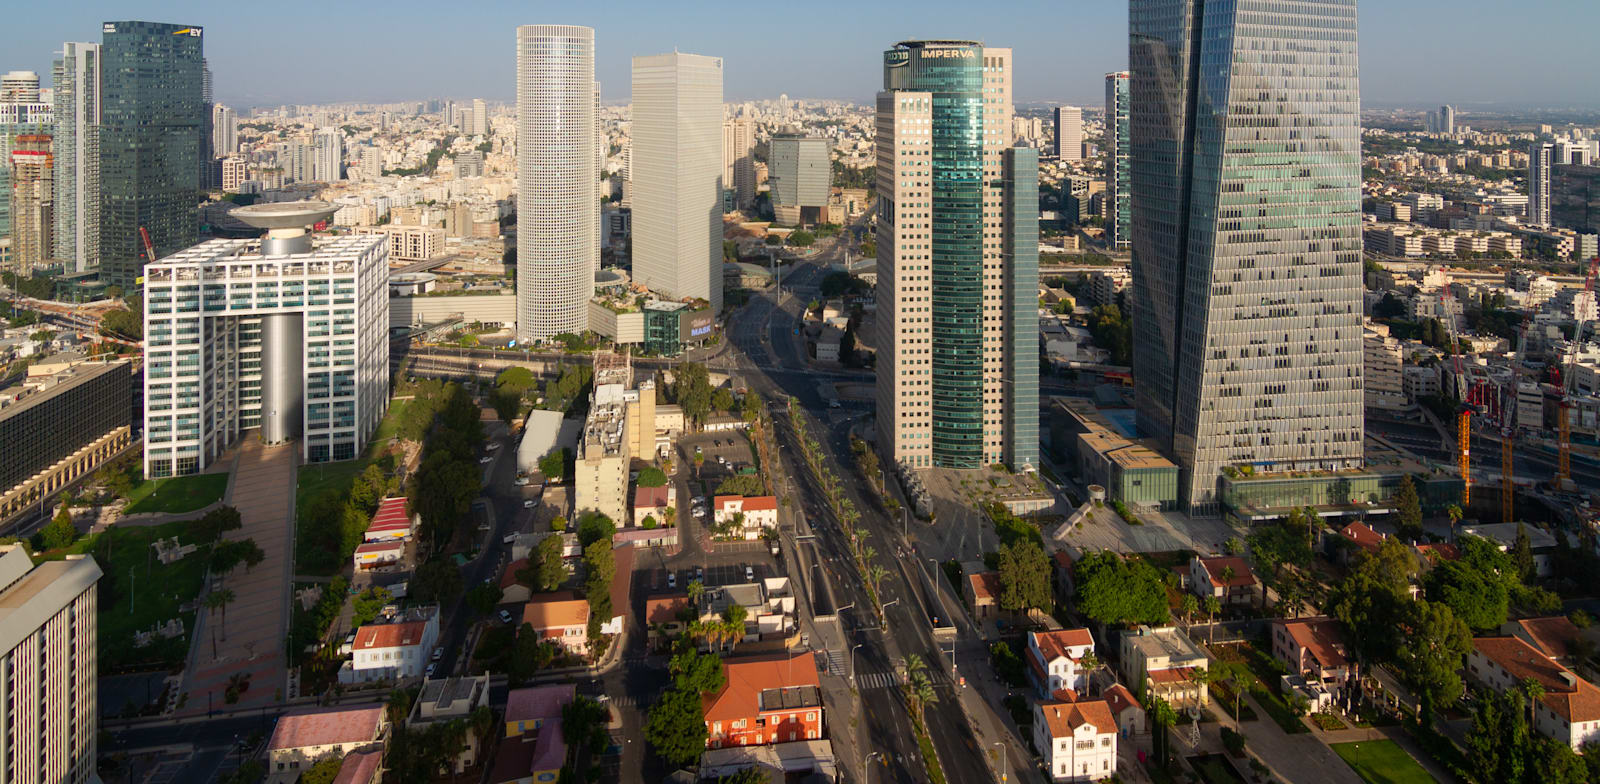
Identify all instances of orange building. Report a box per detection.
[703,653,823,749]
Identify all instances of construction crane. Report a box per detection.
[1556,256,1600,491]
[1440,277,1478,507]
[139,226,157,264]
[1501,322,1530,523]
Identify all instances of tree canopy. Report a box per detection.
[636,467,668,487]
[1074,551,1169,627]
[996,539,1052,613]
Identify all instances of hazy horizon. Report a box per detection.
[6,0,1597,110]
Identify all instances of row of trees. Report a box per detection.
[646,645,725,767]
[298,462,397,575]
[1087,304,1132,367]
[411,382,485,547]
[788,398,886,610]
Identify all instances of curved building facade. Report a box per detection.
[516,25,597,341]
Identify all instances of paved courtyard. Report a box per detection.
[180,440,296,714]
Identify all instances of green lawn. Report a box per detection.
[48,520,211,671]
[1331,740,1437,784]
[367,397,410,456]
[123,473,230,515]
[296,459,370,509]
[1188,755,1247,784]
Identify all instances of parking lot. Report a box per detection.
[676,431,758,483]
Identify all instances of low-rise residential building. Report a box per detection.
[1026,628,1097,699]
[1270,617,1353,686]
[340,607,440,684]
[633,484,675,528]
[1119,626,1209,709]
[409,674,492,773]
[1033,697,1118,782]
[1102,683,1145,736]
[1188,556,1258,606]
[492,685,573,784]
[712,495,778,540]
[266,705,388,784]
[646,592,692,640]
[352,540,405,570]
[1468,636,1600,751]
[703,653,823,749]
[964,566,1002,621]
[1502,616,1583,663]
[523,591,592,656]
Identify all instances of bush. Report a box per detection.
[1221,726,1247,757]
[636,467,668,487]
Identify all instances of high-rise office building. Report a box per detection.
[1529,141,1554,226]
[768,129,830,226]
[1552,163,1600,234]
[1129,0,1364,514]
[312,128,342,182]
[200,59,214,189]
[874,40,1038,471]
[0,545,102,784]
[100,21,205,289]
[9,132,53,273]
[1439,104,1455,136]
[722,117,755,210]
[516,25,597,341]
[142,202,389,477]
[0,357,132,526]
[0,101,52,260]
[212,104,237,156]
[0,71,40,103]
[630,52,724,313]
[471,98,488,137]
[52,42,100,273]
[1053,105,1082,161]
[1104,71,1130,251]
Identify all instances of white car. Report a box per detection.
[486,442,501,451]
[479,456,493,464]
[745,566,755,581]
[498,610,514,624]
[524,499,536,508]
[667,572,677,588]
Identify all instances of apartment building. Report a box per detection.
[350,224,443,261]
[523,592,591,656]
[1364,326,1407,410]
[703,653,823,749]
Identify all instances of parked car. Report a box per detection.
[696,565,704,580]
[425,663,437,678]
[498,610,514,624]
[431,646,444,662]
[486,442,501,451]
[524,499,536,508]
[479,456,493,464]
[745,566,755,581]
[667,572,678,588]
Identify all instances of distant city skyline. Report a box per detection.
[4,0,1597,109]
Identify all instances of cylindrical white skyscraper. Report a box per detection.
[516,24,597,341]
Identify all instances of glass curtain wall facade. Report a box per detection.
[876,41,1034,471]
[1002,147,1040,471]
[1104,72,1131,251]
[1129,0,1365,514]
[52,43,100,274]
[99,21,204,289]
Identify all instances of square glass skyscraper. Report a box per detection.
[1128,0,1365,514]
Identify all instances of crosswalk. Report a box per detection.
[857,671,903,690]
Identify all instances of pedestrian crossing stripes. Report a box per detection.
[857,671,903,690]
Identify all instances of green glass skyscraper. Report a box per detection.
[874,41,1039,472]
[100,21,204,288]
[1129,0,1365,514]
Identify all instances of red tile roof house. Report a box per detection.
[965,571,1002,620]
[523,591,591,657]
[499,558,532,605]
[1468,635,1600,751]
[266,705,387,784]
[1102,683,1146,736]
[1502,616,1583,663]
[704,653,824,749]
[713,495,779,540]
[339,607,440,684]
[633,484,676,528]
[1031,695,1119,782]
[1334,521,1384,563]
[646,592,692,641]
[328,750,381,784]
[491,684,574,784]
[364,496,413,542]
[1188,555,1258,606]
[1270,617,1353,686]
[1026,628,1097,699]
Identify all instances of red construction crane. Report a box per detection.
[139,226,156,263]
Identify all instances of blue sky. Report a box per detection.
[5,0,1595,109]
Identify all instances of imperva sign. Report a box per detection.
[920,48,976,59]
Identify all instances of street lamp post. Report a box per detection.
[993,741,1008,784]
[880,599,898,631]
[864,751,882,784]
[851,643,865,686]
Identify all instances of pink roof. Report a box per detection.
[634,485,671,509]
[506,684,575,725]
[332,750,382,784]
[269,705,384,751]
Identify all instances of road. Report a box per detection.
[719,236,1006,784]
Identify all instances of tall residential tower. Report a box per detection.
[630,52,724,313]
[515,25,597,340]
[1129,0,1365,514]
[1053,105,1082,162]
[53,43,100,273]
[874,40,1039,471]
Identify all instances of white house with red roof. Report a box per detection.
[713,495,778,540]
[339,606,440,684]
[1032,696,1118,782]
[523,591,592,656]
[364,496,412,542]
[352,540,404,570]
[1188,555,1258,605]
[1469,635,1600,750]
[266,705,387,783]
[1026,628,1097,699]
[1270,616,1352,685]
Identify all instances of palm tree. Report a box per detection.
[204,590,229,658]
[1204,596,1222,646]
[1078,651,1102,695]
[687,578,705,607]
[867,564,889,597]
[1219,566,1236,604]
[1180,594,1199,627]
[662,505,676,528]
[1446,504,1463,538]
[1521,677,1545,729]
